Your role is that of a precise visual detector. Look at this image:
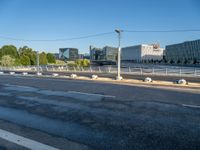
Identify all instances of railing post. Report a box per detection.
[152,67,154,75]
[129,67,131,73]
[140,67,143,75]
[179,68,182,77]
[165,68,168,76]
[99,66,101,73]
[108,66,111,73]
[66,66,69,71]
[194,68,197,76]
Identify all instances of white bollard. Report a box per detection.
[9,72,15,75]
[22,72,28,76]
[177,79,187,85]
[52,73,59,77]
[144,77,152,83]
[36,72,42,76]
[70,74,77,78]
[92,75,98,79]
[116,76,123,80]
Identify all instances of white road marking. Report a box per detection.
[68,91,115,98]
[0,129,59,150]
[182,104,200,109]
[67,91,115,98]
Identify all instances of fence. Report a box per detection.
[0,65,200,77]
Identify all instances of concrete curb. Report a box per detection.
[1,73,200,89]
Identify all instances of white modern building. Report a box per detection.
[121,44,164,62]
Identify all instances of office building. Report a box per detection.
[165,39,200,63]
[59,48,79,60]
[121,44,164,62]
[90,46,118,64]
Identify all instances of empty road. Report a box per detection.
[0,75,199,149]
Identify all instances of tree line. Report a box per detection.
[0,45,56,66]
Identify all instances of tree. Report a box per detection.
[193,58,197,64]
[177,59,181,64]
[20,55,31,66]
[82,59,90,67]
[75,59,82,66]
[39,52,48,65]
[75,59,90,67]
[47,53,56,63]
[0,45,18,58]
[1,55,15,66]
[184,59,188,64]
[18,46,36,65]
[170,59,174,64]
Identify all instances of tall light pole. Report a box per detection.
[36,51,40,75]
[115,29,123,80]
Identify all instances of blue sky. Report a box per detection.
[0,0,200,53]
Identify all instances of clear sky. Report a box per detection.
[0,0,200,53]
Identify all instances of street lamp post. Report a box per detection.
[115,29,123,80]
[36,51,40,75]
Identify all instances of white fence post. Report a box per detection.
[108,66,111,73]
[152,68,154,75]
[99,66,101,73]
[165,68,168,76]
[194,68,196,76]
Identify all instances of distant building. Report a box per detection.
[165,39,200,63]
[121,44,164,62]
[59,48,79,60]
[90,46,118,65]
[78,54,84,59]
[54,53,59,59]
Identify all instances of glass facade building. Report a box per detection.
[165,39,200,63]
[59,48,79,60]
[90,46,118,63]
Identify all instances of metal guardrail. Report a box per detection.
[0,65,200,77]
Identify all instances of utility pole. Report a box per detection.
[36,51,40,75]
[115,29,123,80]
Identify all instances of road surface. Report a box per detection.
[0,75,199,150]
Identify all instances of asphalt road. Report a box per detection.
[0,75,199,150]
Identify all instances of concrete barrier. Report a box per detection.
[0,72,4,75]
[52,73,59,77]
[22,72,28,76]
[91,75,98,79]
[70,74,77,78]
[9,72,15,75]
[177,79,187,85]
[116,76,123,80]
[144,77,152,83]
[36,72,42,76]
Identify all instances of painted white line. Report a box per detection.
[182,104,200,109]
[0,129,59,150]
[68,91,116,98]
